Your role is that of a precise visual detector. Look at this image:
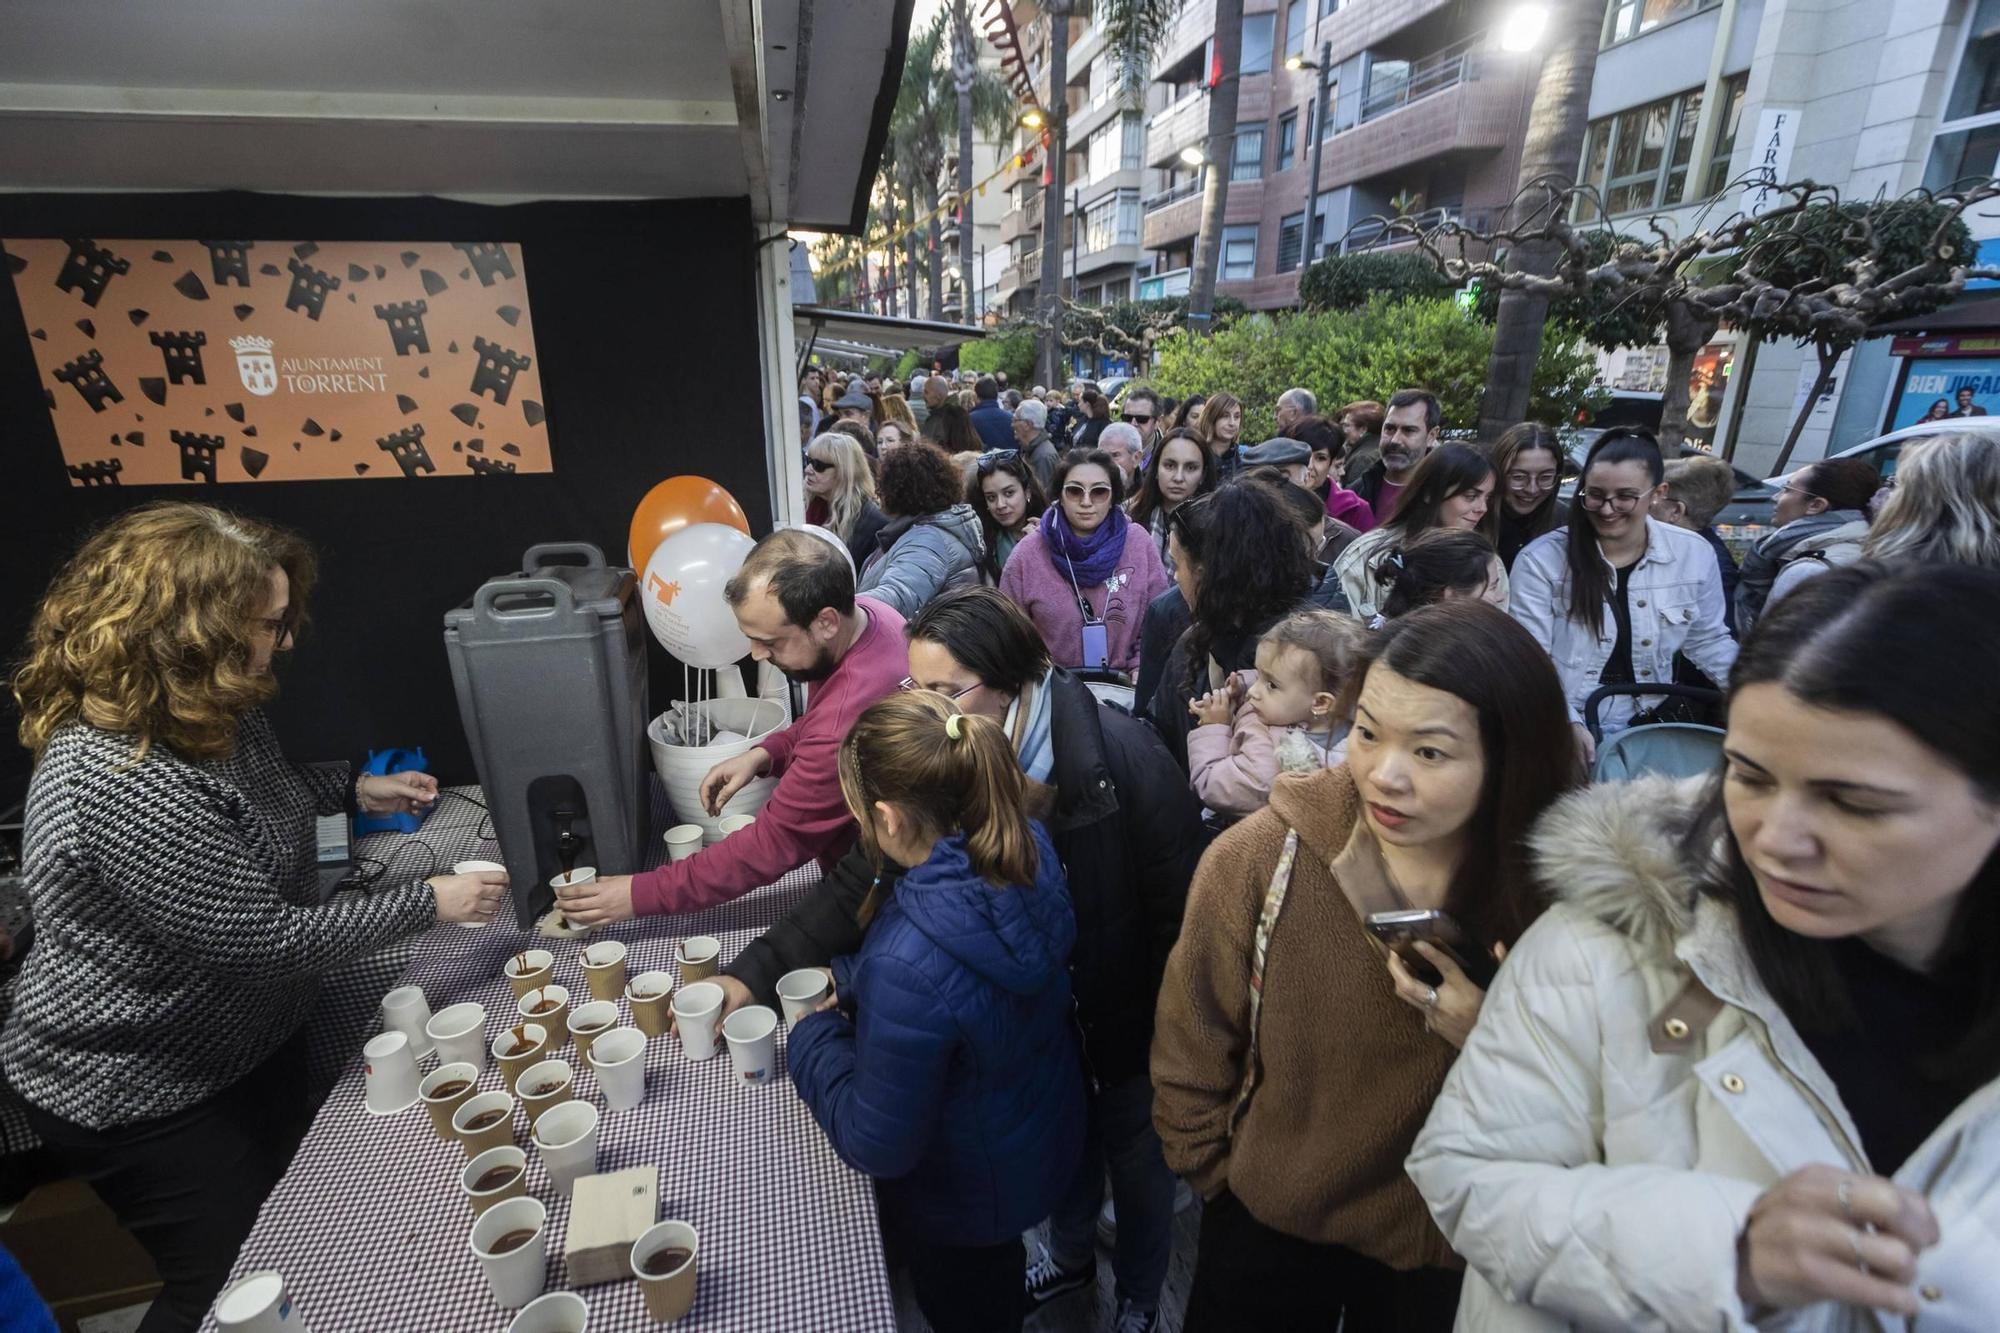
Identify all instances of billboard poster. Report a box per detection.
[1890,356,2000,431]
[4,238,550,486]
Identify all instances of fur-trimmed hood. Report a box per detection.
[1527,774,1720,957]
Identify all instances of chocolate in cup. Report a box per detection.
[632,1220,700,1322]
[566,1000,619,1063]
[460,1144,528,1216]
[581,939,628,1003]
[626,970,675,1038]
[517,1058,573,1128]
[419,1062,481,1142]
[452,1090,517,1158]
[504,948,555,1001]
[674,935,721,984]
[493,1023,549,1094]
[515,985,571,1050]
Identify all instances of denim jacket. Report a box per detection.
[1509,517,1737,731]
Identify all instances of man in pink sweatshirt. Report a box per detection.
[557,529,908,924]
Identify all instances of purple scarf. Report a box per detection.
[1040,504,1131,588]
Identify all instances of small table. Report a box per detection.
[202,806,896,1331]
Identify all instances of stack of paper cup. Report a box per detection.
[363,1031,422,1115]
[723,1006,779,1087]
[213,1269,309,1331]
[379,986,435,1059]
[531,1100,601,1195]
[776,969,833,1026]
[470,1197,549,1310]
[426,1003,489,1072]
[587,1027,647,1112]
[671,982,725,1061]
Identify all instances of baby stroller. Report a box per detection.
[1585,683,1725,784]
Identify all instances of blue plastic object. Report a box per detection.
[353,746,433,837]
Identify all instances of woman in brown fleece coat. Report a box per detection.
[1152,601,1580,1331]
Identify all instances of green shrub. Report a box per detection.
[1298,252,1456,311]
[959,322,1038,383]
[1148,297,1607,441]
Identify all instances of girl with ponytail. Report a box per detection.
[789,690,1085,1333]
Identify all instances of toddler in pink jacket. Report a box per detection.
[1186,609,1363,819]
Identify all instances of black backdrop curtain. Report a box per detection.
[0,192,772,807]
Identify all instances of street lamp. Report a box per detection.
[1499,4,1551,52]
[1019,106,1047,130]
[1290,40,1334,265]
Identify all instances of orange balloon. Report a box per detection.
[628,476,751,570]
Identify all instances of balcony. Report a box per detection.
[1000,204,1033,245]
[997,262,1024,304]
[1073,239,1141,275]
[1145,91,1208,169]
[1021,249,1042,286]
[1317,59,1524,185]
[1156,0,1216,75]
[1357,33,1487,125]
[1142,180,1202,250]
[1336,204,1498,255]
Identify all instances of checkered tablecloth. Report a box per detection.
[201,792,898,1333]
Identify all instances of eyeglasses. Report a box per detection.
[1121,412,1154,425]
[1776,481,1820,501]
[1505,470,1558,491]
[802,451,835,473]
[1580,490,1646,513]
[898,676,981,701]
[975,448,1020,473]
[256,607,297,643]
[1062,484,1113,503]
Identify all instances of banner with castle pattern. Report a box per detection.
[4,238,551,486]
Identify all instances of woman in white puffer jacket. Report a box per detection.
[1407,562,2000,1332]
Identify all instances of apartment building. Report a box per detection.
[1573,0,2000,473]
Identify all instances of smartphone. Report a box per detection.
[1364,908,1494,988]
[1079,619,1110,671]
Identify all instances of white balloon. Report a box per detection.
[640,523,757,668]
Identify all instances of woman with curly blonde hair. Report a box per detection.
[6,502,505,1332]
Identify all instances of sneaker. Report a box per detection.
[1096,1197,1117,1248]
[1024,1245,1095,1307]
[1113,1299,1161,1333]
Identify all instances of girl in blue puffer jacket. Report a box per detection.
[789,689,1084,1333]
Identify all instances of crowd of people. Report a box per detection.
[5,364,1998,1333]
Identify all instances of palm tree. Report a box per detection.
[889,14,952,319]
[1185,0,1242,321]
[1477,0,1607,441]
[947,1,1019,323]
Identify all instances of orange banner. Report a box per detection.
[5,238,551,486]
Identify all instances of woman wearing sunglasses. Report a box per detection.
[967,449,1047,585]
[999,448,1169,675]
[804,431,888,572]
[1508,427,1737,762]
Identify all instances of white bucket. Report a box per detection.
[647,696,788,845]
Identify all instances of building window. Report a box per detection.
[1231,126,1266,182]
[1222,223,1259,280]
[1928,1,2000,190]
[1576,87,1706,218]
[1085,114,1144,184]
[1320,0,1341,16]
[1605,0,1720,46]
[1085,190,1142,252]
[1702,72,1749,199]
[1278,211,1306,271]
[1103,277,1131,303]
[1285,0,1307,58]
[1278,111,1298,167]
[1241,14,1276,75]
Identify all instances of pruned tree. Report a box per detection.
[1368,176,2000,458]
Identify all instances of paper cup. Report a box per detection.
[587,1027,647,1112]
[419,1062,481,1141]
[213,1270,308,1331]
[504,948,555,1000]
[675,935,721,984]
[426,1002,489,1073]
[580,940,628,1003]
[470,1196,548,1310]
[363,1031,422,1115]
[672,982,725,1062]
[663,824,703,863]
[530,1099,600,1196]
[549,866,597,934]
[631,1220,699,1322]
[776,969,833,1026]
[723,1006,778,1088]
[517,985,571,1050]
[517,1058,573,1127]
[567,1000,619,1063]
[461,1144,529,1217]
[507,1291,589,1333]
[451,859,508,928]
[452,1089,517,1158]
[380,985,435,1059]
[493,1023,550,1094]
[626,971,675,1038]
[716,814,757,838]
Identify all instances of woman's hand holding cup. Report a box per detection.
[671,974,754,1038]
[430,870,508,925]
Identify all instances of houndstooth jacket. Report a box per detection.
[1,711,435,1129]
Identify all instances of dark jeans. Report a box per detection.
[22,1034,313,1333]
[1046,1071,1175,1310]
[904,1232,1026,1333]
[1183,1189,1462,1333]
